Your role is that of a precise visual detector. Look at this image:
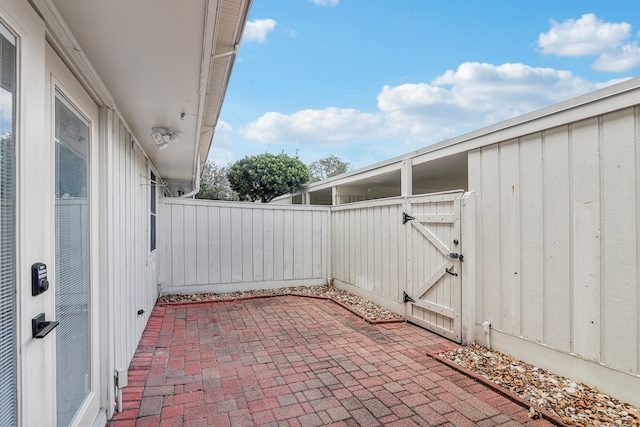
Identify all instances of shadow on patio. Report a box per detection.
[107,295,558,427]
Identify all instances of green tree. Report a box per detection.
[196,161,239,200]
[308,154,351,182]
[227,153,310,203]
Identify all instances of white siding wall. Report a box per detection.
[468,106,640,405]
[159,199,331,293]
[102,109,159,413]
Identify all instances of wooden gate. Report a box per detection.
[403,192,463,342]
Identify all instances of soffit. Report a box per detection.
[47,0,249,187]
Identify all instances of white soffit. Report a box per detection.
[46,0,250,187]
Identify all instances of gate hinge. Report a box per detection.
[449,253,464,262]
[402,212,415,224]
[403,291,415,303]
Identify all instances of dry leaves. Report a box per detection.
[441,344,640,426]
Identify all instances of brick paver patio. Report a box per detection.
[107,295,557,426]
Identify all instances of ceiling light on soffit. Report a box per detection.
[151,127,180,150]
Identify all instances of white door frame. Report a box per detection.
[46,43,104,427]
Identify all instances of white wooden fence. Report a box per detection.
[330,192,468,341]
[159,199,331,293]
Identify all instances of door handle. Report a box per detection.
[32,313,59,339]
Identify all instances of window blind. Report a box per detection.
[0,24,17,427]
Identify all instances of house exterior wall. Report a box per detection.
[468,105,640,407]
[159,199,331,294]
[102,110,160,416]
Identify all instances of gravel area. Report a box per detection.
[159,285,639,426]
[441,344,640,426]
[158,284,404,321]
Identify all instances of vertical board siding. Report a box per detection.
[107,113,159,377]
[601,109,638,373]
[542,126,572,352]
[570,118,601,361]
[468,106,639,376]
[160,200,331,291]
[519,134,545,343]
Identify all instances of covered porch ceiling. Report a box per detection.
[35,0,251,191]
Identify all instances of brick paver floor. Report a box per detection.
[107,295,556,426]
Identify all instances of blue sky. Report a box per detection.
[208,0,640,170]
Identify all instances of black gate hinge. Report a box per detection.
[449,253,464,262]
[402,212,415,224]
[403,291,415,303]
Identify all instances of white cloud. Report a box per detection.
[243,107,385,143]
[208,121,235,165]
[592,41,640,72]
[243,18,277,43]
[241,62,619,149]
[538,14,631,56]
[537,14,640,72]
[309,0,339,6]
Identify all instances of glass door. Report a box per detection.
[54,91,92,427]
[0,21,17,427]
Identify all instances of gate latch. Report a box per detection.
[449,253,464,262]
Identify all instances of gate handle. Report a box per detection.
[32,313,59,339]
[445,267,458,277]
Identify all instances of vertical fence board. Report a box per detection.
[252,209,264,282]
[208,206,221,284]
[196,206,209,285]
[263,209,274,281]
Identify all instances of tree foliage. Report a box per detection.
[196,161,239,201]
[308,154,351,182]
[227,153,310,203]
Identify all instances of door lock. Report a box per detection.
[31,262,49,296]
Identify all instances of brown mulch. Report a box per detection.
[441,344,640,426]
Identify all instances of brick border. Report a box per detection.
[157,292,405,325]
[426,351,568,426]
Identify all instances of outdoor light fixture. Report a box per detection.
[151,127,180,150]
